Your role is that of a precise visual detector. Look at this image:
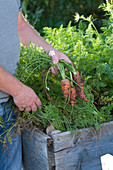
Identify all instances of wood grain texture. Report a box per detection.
[22,121,113,170]
[51,121,113,170]
[22,128,55,170]
[51,121,113,152]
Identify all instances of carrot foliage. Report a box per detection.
[14,1,113,132]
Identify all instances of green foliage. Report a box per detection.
[43,5,113,107]
[15,1,113,133]
[21,0,104,33]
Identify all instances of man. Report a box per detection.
[0,1,72,169]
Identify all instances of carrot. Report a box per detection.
[70,87,77,107]
[61,79,71,99]
[73,71,88,101]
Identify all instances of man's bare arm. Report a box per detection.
[0,66,42,112]
[18,11,72,73]
[18,11,54,53]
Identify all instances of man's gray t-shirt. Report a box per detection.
[0,0,22,103]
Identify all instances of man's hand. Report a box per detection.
[0,66,42,113]
[13,84,42,112]
[18,12,72,75]
[48,50,72,75]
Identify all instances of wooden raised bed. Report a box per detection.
[22,121,113,170]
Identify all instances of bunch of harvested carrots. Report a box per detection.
[58,61,88,107]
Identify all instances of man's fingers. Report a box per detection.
[19,104,38,113]
[25,106,31,112]
[19,107,24,111]
[26,105,37,112]
[51,66,58,75]
[31,104,37,113]
[52,55,59,65]
[59,55,72,64]
[35,97,42,108]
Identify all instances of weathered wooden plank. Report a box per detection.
[54,135,113,170]
[22,128,50,157]
[47,138,55,170]
[51,131,75,152]
[54,147,81,170]
[22,128,54,170]
[52,121,113,170]
[22,121,113,170]
[51,121,113,152]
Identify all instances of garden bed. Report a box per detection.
[16,1,113,135]
[17,2,113,169]
[22,121,113,170]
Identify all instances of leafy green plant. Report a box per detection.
[21,0,104,34]
[1,1,113,147]
[3,1,113,135]
[43,1,113,111]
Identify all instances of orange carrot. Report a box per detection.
[73,71,88,101]
[61,79,71,99]
[70,87,77,107]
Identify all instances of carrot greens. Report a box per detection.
[14,1,113,133]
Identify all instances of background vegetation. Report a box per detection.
[15,1,113,132]
[21,0,106,33]
[1,0,113,144]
